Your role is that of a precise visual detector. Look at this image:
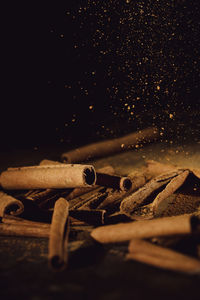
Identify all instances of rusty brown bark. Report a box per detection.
[61,127,159,163]
[0,164,96,189]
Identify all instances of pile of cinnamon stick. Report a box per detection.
[0,127,200,274]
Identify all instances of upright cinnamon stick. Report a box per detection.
[0,164,96,190]
[48,198,69,271]
[61,127,159,163]
[0,191,24,217]
[127,239,200,275]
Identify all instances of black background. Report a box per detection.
[1,1,200,150]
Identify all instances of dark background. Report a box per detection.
[1,3,200,299]
[1,0,200,151]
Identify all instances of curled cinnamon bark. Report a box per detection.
[120,170,183,217]
[0,191,24,217]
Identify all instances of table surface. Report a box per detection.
[0,141,200,300]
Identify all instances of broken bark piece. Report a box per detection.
[127,239,200,275]
[61,127,159,163]
[26,188,71,204]
[90,214,200,244]
[76,191,108,210]
[70,209,106,225]
[97,188,126,213]
[69,216,88,226]
[0,164,96,189]
[105,211,132,224]
[68,187,107,210]
[48,198,70,271]
[120,170,184,217]
[0,191,24,217]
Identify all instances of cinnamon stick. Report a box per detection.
[48,198,69,271]
[0,222,49,238]
[24,164,114,209]
[0,164,96,190]
[90,214,200,244]
[0,191,24,217]
[39,159,62,166]
[61,127,159,163]
[127,239,200,275]
[96,173,132,191]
